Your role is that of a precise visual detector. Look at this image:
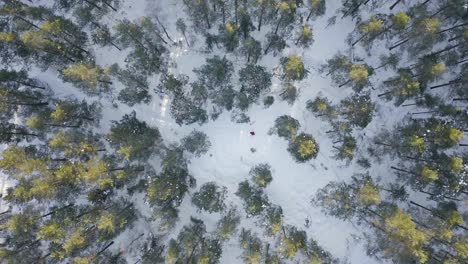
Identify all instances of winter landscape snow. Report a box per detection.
[0,0,467,263]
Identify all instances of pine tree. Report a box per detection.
[62,63,111,93]
[216,208,240,240]
[281,55,306,81]
[192,182,226,213]
[287,133,319,162]
[250,163,273,188]
[238,64,272,103]
[271,115,300,140]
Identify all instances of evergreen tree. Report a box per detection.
[287,133,319,162]
[107,111,160,160]
[181,130,211,157]
[236,180,270,216]
[270,115,300,140]
[281,55,306,81]
[216,207,240,240]
[238,64,272,103]
[249,163,273,188]
[192,182,226,213]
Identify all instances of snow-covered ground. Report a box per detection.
[0,0,416,263]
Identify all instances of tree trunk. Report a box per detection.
[404,156,430,162]
[109,40,122,51]
[419,189,461,201]
[101,0,117,11]
[83,0,102,10]
[342,0,364,19]
[41,203,75,218]
[274,15,283,35]
[430,78,462,89]
[390,166,414,175]
[419,0,431,7]
[401,103,417,107]
[46,123,81,128]
[352,32,368,46]
[221,1,226,25]
[95,241,114,256]
[155,16,176,45]
[183,32,190,47]
[429,43,461,57]
[455,57,468,65]
[437,21,468,35]
[6,131,39,137]
[306,9,313,22]
[295,35,303,46]
[97,79,113,85]
[258,5,265,31]
[235,0,238,25]
[1,100,48,106]
[389,0,403,10]
[389,38,409,50]
[204,4,211,29]
[411,110,438,115]
[374,141,393,147]
[338,79,351,88]
[13,80,45,89]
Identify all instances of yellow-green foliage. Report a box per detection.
[420,167,438,182]
[298,138,317,159]
[38,222,66,243]
[454,237,468,258]
[0,32,16,42]
[408,135,426,153]
[282,236,303,259]
[63,63,103,89]
[393,72,421,97]
[448,128,463,144]
[97,212,116,233]
[50,104,72,122]
[82,158,112,188]
[165,240,179,264]
[62,230,86,255]
[384,209,428,263]
[26,115,45,129]
[284,55,305,80]
[392,12,411,30]
[0,146,47,179]
[358,183,381,205]
[300,25,313,39]
[40,19,64,34]
[225,22,237,34]
[446,211,463,227]
[310,0,322,9]
[117,145,134,160]
[348,64,369,84]
[20,31,53,49]
[71,256,94,264]
[421,18,440,34]
[5,213,35,235]
[360,17,384,34]
[450,157,464,173]
[430,63,445,77]
[463,29,468,41]
[278,1,295,11]
[245,250,262,264]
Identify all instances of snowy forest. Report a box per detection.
[0,0,467,263]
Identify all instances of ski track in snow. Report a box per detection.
[0,0,423,263]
